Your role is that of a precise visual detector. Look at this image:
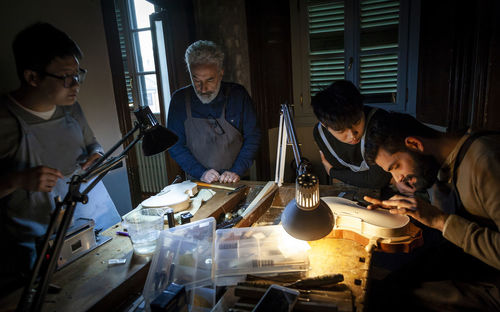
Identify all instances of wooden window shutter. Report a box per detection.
[359,0,400,104]
[308,1,345,96]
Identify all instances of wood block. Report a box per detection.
[235,185,278,228]
[191,186,247,221]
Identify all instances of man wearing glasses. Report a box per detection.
[167,40,261,183]
[0,23,105,294]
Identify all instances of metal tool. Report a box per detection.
[228,185,246,195]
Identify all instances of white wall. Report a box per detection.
[0,0,132,214]
[0,0,122,151]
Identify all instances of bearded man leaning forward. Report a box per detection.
[363,111,500,312]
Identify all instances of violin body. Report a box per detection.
[322,197,423,253]
[141,180,198,212]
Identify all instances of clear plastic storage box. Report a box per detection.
[214,225,310,286]
[143,220,311,311]
[143,217,216,312]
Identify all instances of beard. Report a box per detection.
[195,81,221,104]
[404,150,441,191]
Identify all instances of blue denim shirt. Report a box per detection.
[167,82,261,179]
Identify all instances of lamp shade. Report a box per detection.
[134,106,178,156]
[142,125,178,156]
[281,173,334,241]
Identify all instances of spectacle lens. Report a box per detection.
[63,68,87,88]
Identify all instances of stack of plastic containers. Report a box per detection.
[143,218,216,312]
[143,221,310,311]
[214,225,310,286]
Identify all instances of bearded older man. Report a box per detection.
[167,40,261,183]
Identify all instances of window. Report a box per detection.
[290,0,420,125]
[114,0,170,194]
[115,0,165,114]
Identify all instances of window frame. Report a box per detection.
[290,0,420,126]
[116,0,161,113]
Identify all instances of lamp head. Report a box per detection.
[281,173,334,241]
[134,106,178,156]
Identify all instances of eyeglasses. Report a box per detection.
[42,68,87,88]
[207,114,225,135]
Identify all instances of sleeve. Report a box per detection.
[0,105,20,161]
[71,102,103,155]
[442,151,500,269]
[312,124,391,188]
[166,90,207,179]
[228,88,261,176]
[0,104,21,174]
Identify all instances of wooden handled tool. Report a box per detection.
[194,181,246,194]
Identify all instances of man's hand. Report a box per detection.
[19,166,64,192]
[392,178,416,196]
[364,195,449,231]
[319,151,333,176]
[81,152,102,170]
[201,169,220,183]
[219,171,240,183]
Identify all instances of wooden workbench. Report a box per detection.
[253,184,379,312]
[0,222,151,312]
[0,181,379,312]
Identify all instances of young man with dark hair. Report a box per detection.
[311,80,393,189]
[364,111,500,311]
[0,23,110,294]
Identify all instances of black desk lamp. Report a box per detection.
[276,104,333,241]
[17,106,178,312]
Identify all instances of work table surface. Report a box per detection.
[0,180,379,312]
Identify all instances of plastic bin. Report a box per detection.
[143,217,216,312]
[214,225,310,286]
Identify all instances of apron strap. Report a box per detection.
[221,84,232,121]
[360,107,378,158]
[185,88,192,118]
[452,131,500,213]
[5,94,31,133]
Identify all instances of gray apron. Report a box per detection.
[184,87,243,172]
[317,107,377,172]
[2,100,119,271]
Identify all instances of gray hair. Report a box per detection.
[185,40,224,71]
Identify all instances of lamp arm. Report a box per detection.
[281,104,312,176]
[18,175,86,312]
[120,130,144,155]
[17,123,144,312]
[17,199,64,311]
[282,104,302,167]
[82,156,126,194]
[82,127,143,182]
[83,122,141,176]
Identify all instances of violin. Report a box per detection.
[322,197,423,253]
[141,180,198,212]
